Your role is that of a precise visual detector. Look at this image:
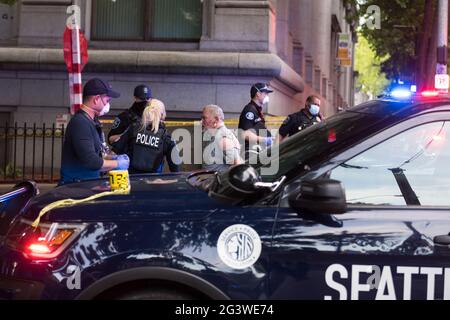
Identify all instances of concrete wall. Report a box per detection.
[1,0,356,121]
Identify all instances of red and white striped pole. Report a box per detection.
[69,24,82,115]
[65,5,85,115]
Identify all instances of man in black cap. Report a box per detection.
[108,84,152,147]
[60,78,130,185]
[238,83,275,160]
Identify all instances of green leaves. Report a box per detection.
[0,0,17,5]
[355,34,390,96]
[348,0,427,79]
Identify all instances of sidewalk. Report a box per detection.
[0,183,57,195]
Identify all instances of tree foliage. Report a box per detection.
[347,0,427,80]
[355,34,390,97]
[0,0,17,5]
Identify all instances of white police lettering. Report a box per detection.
[324,264,348,300]
[324,264,450,300]
[136,133,160,148]
[375,266,396,300]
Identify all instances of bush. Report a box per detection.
[0,163,23,179]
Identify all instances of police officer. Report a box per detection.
[114,99,180,174]
[108,84,152,147]
[238,83,274,160]
[60,78,129,185]
[278,95,322,142]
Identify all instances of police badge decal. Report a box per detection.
[217,224,262,270]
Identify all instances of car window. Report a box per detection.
[257,101,391,181]
[330,121,450,206]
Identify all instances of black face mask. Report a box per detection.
[133,101,148,115]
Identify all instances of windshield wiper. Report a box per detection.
[340,163,369,170]
[389,167,420,205]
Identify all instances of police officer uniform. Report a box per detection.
[278,108,322,138]
[130,120,179,173]
[238,83,273,159]
[115,119,179,174]
[107,84,152,151]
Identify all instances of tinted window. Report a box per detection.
[258,101,393,180]
[330,121,450,206]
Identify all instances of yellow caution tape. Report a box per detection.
[101,118,285,127]
[32,186,130,228]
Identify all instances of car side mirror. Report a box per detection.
[288,179,347,214]
[228,164,287,194]
[228,164,262,194]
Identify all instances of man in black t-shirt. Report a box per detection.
[60,78,129,185]
[278,95,322,143]
[238,83,274,160]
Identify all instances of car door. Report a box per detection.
[269,111,450,300]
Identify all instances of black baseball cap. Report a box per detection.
[83,78,120,98]
[251,83,274,98]
[134,84,152,100]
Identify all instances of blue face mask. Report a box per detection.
[309,104,320,116]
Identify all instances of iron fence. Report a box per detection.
[0,123,65,183]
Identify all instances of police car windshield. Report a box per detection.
[257,100,405,181]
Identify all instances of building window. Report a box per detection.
[305,59,313,84]
[322,78,328,98]
[293,44,304,76]
[92,0,203,41]
[314,68,321,92]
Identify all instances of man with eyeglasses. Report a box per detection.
[60,78,130,185]
[238,82,275,161]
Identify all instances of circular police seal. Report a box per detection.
[217,224,262,270]
[246,112,255,121]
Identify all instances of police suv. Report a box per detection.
[1,92,450,300]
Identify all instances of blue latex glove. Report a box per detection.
[263,137,274,147]
[116,154,130,170]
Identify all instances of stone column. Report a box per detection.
[200,0,274,52]
[312,0,332,80]
[293,0,313,56]
[276,0,292,65]
[17,0,72,47]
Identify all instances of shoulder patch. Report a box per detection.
[246,112,255,121]
[282,116,291,125]
[112,118,121,129]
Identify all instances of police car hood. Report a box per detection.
[23,174,219,222]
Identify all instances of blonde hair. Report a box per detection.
[140,99,166,133]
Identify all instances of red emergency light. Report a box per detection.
[420,90,440,97]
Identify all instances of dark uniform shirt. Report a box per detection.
[107,101,147,143]
[60,110,105,184]
[114,121,179,174]
[238,101,271,155]
[279,108,322,138]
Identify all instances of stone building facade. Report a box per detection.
[0,0,356,124]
